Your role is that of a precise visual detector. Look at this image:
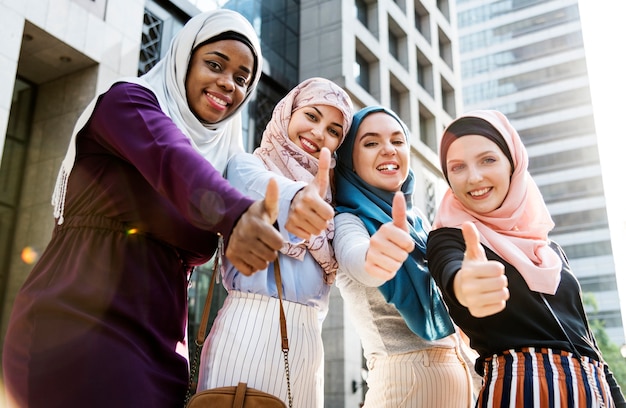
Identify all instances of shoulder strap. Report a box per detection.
[187,248,292,407]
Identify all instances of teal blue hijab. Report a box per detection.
[334,106,454,341]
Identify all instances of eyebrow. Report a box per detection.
[204,50,252,75]
[358,130,403,141]
[311,106,343,129]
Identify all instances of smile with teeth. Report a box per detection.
[207,92,227,106]
[377,164,398,171]
[469,187,490,197]
[300,138,319,152]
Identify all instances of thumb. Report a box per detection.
[263,178,280,224]
[461,221,487,261]
[313,147,331,197]
[391,191,408,232]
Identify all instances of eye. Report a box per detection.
[328,127,341,138]
[235,75,249,87]
[449,163,465,172]
[363,141,378,148]
[482,157,497,164]
[392,138,405,146]
[206,60,222,71]
[305,112,318,121]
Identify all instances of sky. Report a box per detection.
[577,1,626,320]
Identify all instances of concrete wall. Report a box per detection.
[0,0,145,356]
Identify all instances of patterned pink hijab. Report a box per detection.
[253,77,354,284]
[433,110,562,295]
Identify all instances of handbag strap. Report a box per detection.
[540,293,582,359]
[540,293,606,407]
[185,241,292,408]
[273,261,292,407]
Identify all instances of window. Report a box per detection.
[440,76,456,117]
[561,241,613,259]
[551,208,609,234]
[437,0,450,21]
[388,17,407,68]
[139,9,164,75]
[356,0,369,27]
[540,176,605,204]
[414,1,431,42]
[438,28,453,68]
[518,116,596,145]
[355,52,371,92]
[462,59,589,105]
[528,146,599,174]
[389,74,408,124]
[389,30,399,60]
[418,105,437,152]
[416,48,434,97]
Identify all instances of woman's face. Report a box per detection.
[445,134,512,214]
[185,39,255,124]
[287,105,344,158]
[352,112,410,192]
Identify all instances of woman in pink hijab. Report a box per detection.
[196,77,353,408]
[427,110,625,407]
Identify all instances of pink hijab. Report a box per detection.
[432,110,562,295]
[253,77,354,285]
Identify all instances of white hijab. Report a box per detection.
[52,9,263,224]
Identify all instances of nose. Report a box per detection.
[216,75,235,92]
[311,125,323,140]
[467,165,483,183]
[381,141,396,156]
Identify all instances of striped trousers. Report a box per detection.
[363,345,474,407]
[477,347,615,408]
[196,291,323,408]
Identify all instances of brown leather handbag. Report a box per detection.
[185,251,291,408]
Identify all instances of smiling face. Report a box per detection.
[185,39,255,124]
[352,112,410,192]
[287,105,344,158]
[445,134,513,214]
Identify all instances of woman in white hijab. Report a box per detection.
[3,9,285,408]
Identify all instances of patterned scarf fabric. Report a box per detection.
[253,77,354,284]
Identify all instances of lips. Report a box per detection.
[299,137,320,154]
[376,163,399,172]
[469,187,491,197]
[205,91,230,110]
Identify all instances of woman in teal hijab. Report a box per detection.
[333,106,474,407]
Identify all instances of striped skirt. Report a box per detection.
[477,347,614,408]
[196,291,324,408]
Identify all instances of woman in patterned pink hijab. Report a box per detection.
[197,77,353,407]
[254,76,354,284]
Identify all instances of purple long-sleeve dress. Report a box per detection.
[2,82,253,407]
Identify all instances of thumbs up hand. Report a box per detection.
[364,192,415,281]
[285,147,335,239]
[453,221,509,317]
[226,178,283,275]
